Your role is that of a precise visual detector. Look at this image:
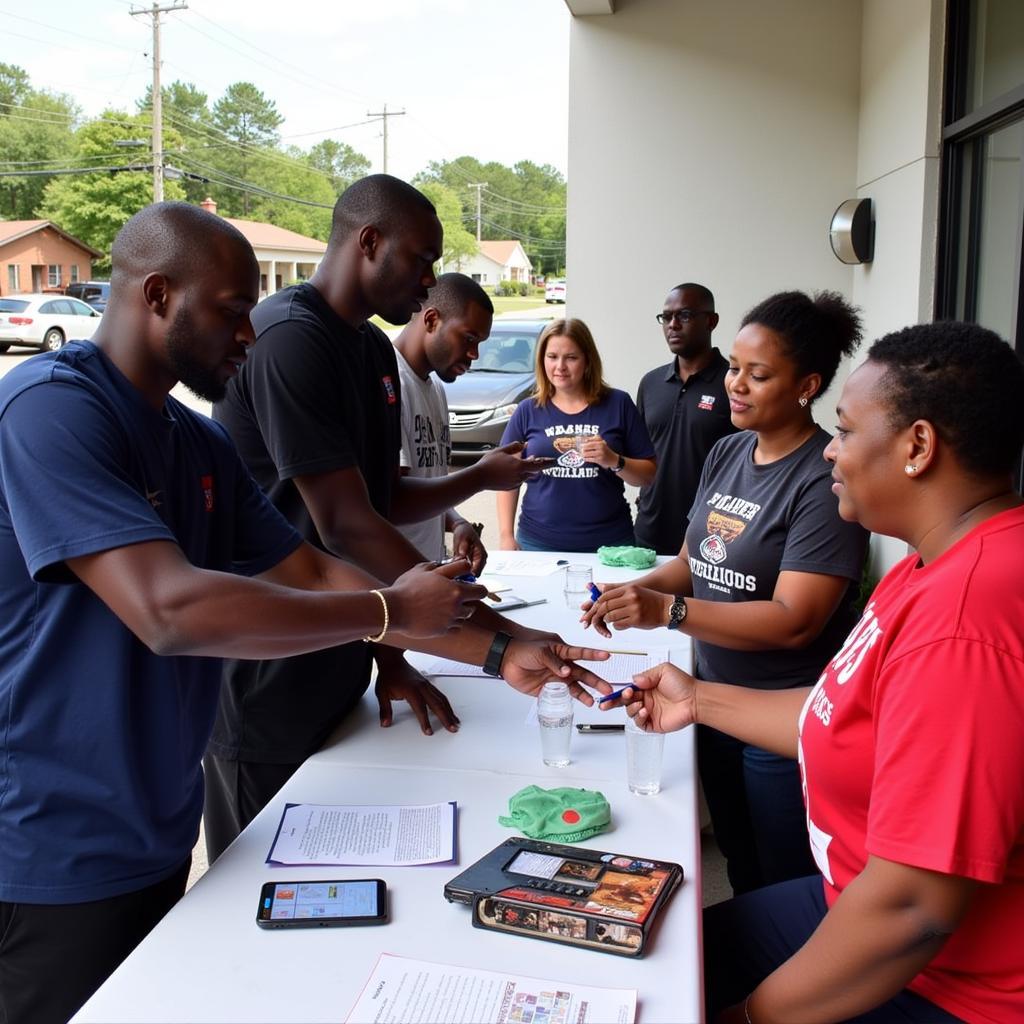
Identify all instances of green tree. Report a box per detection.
[417,180,477,271]
[415,157,566,275]
[38,111,185,274]
[306,139,370,198]
[0,89,78,220]
[136,81,216,203]
[211,83,283,215]
[0,64,78,219]
[0,62,30,112]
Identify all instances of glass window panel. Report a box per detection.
[964,0,1024,114]
[975,120,1023,340]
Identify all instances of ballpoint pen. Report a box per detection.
[576,723,625,732]
[598,685,636,705]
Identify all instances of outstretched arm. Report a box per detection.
[389,443,551,524]
[586,569,852,651]
[66,539,485,659]
[612,661,809,758]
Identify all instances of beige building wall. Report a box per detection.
[565,0,948,571]
[848,0,946,571]
[566,0,862,411]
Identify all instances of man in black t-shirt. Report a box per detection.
[634,283,737,556]
[205,175,559,861]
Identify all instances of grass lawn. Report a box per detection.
[490,293,550,315]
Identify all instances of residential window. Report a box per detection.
[48,264,61,287]
[937,0,1024,484]
[7,265,19,292]
[70,264,79,283]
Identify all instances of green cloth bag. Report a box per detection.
[597,545,657,569]
[498,785,611,843]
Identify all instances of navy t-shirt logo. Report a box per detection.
[201,474,214,512]
[382,375,397,405]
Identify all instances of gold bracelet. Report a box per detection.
[363,589,389,643]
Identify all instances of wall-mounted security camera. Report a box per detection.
[829,198,874,264]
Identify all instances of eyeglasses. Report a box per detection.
[656,309,711,325]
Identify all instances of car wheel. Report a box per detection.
[42,328,65,352]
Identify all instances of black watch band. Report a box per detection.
[483,631,513,677]
[610,453,626,473]
[667,595,688,630]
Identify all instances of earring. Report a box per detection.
[798,396,808,407]
[905,465,918,475]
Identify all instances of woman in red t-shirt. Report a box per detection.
[604,321,1024,1024]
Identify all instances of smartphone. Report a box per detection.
[256,879,388,928]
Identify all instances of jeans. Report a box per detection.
[697,722,817,895]
[515,524,635,552]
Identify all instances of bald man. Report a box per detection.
[206,175,553,861]
[0,201,607,1024]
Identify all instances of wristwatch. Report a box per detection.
[483,631,513,677]
[609,453,626,473]
[666,596,688,630]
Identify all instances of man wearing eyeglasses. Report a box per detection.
[634,283,737,555]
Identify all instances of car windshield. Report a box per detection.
[473,332,538,373]
[0,299,30,312]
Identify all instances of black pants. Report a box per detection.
[0,857,190,1024]
[202,754,300,863]
[697,722,817,895]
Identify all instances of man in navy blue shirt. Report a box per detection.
[0,202,608,1024]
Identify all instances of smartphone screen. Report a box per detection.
[257,879,387,928]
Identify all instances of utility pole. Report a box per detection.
[467,182,488,241]
[366,103,406,174]
[131,1,188,202]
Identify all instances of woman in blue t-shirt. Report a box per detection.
[496,318,656,552]
[582,291,869,896]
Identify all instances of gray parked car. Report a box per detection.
[441,319,548,458]
[65,281,111,313]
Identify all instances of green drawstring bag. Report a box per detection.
[498,785,611,843]
[597,545,657,570]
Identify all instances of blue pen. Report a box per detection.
[588,582,601,602]
[598,685,635,705]
[454,572,477,583]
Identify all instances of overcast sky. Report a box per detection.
[2,0,571,182]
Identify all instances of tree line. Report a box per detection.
[0,64,567,276]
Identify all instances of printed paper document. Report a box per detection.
[267,802,456,866]
[345,953,636,1024]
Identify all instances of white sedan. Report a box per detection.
[0,293,102,353]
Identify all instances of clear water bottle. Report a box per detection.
[538,681,573,767]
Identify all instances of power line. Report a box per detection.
[366,105,405,174]
[0,9,142,53]
[185,4,374,106]
[131,1,190,202]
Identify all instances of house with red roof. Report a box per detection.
[199,198,326,299]
[0,220,102,297]
[456,239,533,287]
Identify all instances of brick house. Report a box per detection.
[0,220,102,297]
